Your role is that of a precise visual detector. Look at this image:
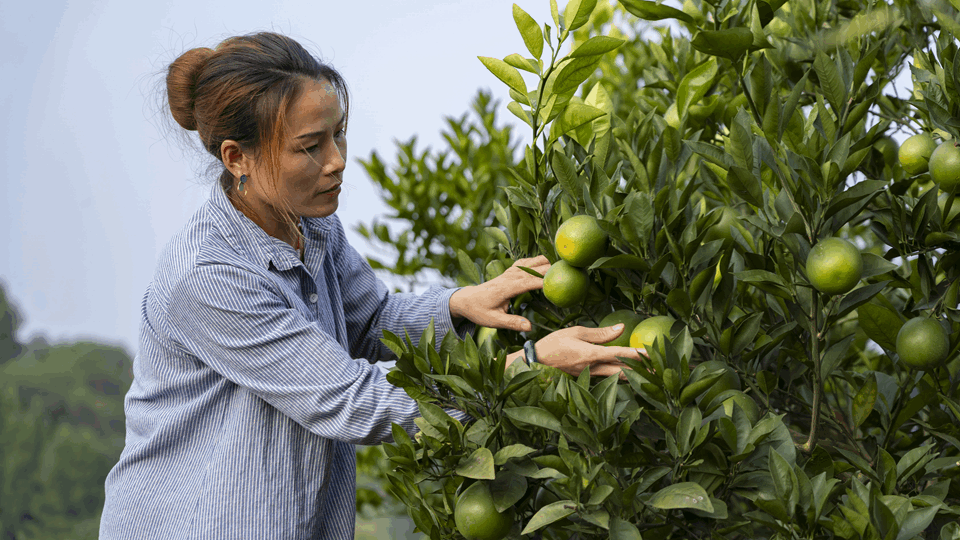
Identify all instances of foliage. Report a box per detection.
[366,0,960,538]
[355,91,521,290]
[0,286,131,539]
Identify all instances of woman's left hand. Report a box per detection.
[449,255,550,332]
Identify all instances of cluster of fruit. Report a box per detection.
[540,130,958,373]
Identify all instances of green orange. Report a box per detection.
[599,310,644,347]
[896,317,951,371]
[542,260,589,308]
[454,481,515,540]
[806,237,863,295]
[555,215,608,268]
[899,133,937,175]
[629,316,676,355]
[930,141,960,192]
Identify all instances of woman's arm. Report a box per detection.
[166,263,421,446]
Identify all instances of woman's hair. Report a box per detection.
[163,31,349,204]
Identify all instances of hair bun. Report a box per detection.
[166,47,215,131]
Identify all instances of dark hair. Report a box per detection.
[163,31,349,194]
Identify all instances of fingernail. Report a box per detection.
[614,324,624,330]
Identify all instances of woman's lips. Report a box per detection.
[318,182,341,195]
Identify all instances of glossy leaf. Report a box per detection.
[513,4,544,59]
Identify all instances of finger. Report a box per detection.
[589,363,630,378]
[512,255,549,268]
[575,324,626,345]
[602,346,645,362]
[486,314,533,332]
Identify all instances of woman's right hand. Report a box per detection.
[529,324,646,378]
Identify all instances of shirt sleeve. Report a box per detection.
[328,216,475,362]
[166,263,424,446]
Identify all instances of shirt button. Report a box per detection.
[309,293,318,303]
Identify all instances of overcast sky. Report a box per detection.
[1,0,561,355]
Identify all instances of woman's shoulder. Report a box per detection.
[152,202,268,304]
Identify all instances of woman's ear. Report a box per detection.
[220,140,248,179]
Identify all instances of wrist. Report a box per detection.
[449,286,472,320]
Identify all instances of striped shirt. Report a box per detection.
[100,184,472,539]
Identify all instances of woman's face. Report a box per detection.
[247,78,347,222]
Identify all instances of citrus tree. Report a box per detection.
[366,0,960,538]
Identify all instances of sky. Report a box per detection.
[1,0,559,356]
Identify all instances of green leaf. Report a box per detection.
[552,102,606,141]
[768,447,796,513]
[851,373,877,428]
[494,444,538,465]
[521,500,577,534]
[860,253,898,279]
[647,482,714,512]
[504,406,563,432]
[729,120,754,170]
[457,249,482,285]
[676,58,718,118]
[491,469,528,512]
[691,27,754,60]
[896,506,940,540]
[609,517,643,540]
[587,484,615,506]
[552,152,579,199]
[814,52,846,115]
[513,4,544,59]
[563,0,597,31]
[857,303,902,352]
[504,53,538,75]
[617,0,694,24]
[419,401,456,429]
[570,36,625,58]
[455,447,496,479]
[622,191,655,246]
[478,56,527,96]
[553,56,602,95]
[727,166,764,208]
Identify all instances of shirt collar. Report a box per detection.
[207,184,317,272]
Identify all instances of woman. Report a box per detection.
[99,31,641,540]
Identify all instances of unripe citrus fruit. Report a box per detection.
[455,481,515,540]
[542,260,589,308]
[599,310,644,347]
[896,317,951,371]
[899,133,937,175]
[629,316,676,355]
[806,237,863,295]
[930,141,960,192]
[555,215,608,268]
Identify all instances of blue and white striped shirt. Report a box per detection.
[100,184,472,539]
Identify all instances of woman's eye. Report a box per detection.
[335,128,346,139]
[303,144,319,153]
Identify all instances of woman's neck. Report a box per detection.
[227,189,302,250]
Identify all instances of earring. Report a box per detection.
[238,174,248,194]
